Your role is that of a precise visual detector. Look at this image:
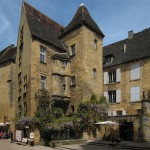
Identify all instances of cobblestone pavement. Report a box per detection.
[1,139,150,150]
[0,139,124,150]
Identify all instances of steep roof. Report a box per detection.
[103,28,150,68]
[23,2,66,52]
[0,44,17,65]
[60,4,104,38]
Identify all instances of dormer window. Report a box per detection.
[105,55,114,65]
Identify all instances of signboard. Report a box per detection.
[16,130,22,141]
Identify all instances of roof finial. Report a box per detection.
[80,3,85,7]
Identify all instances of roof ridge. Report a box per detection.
[23,1,64,29]
[104,27,150,48]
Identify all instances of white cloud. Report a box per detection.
[0,11,10,36]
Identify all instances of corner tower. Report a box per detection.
[60,3,104,112]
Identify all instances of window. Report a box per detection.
[71,76,76,86]
[63,61,68,67]
[93,68,97,78]
[108,71,116,83]
[131,63,140,80]
[71,44,75,56]
[116,110,122,116]
[40,46,46,63]
[63,84,66,90]
[94,39,97,49]
[41,75,46,89]
[108,91,116,103]
[105,57,113,65]
[131,86,140,102]
[104,68,120,84]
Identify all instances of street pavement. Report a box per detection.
[1,139,150,150]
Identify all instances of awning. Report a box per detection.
[0,122,11,127]
[94,121,119,125]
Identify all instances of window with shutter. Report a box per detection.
[131,63,140,80]
[113,110,116,116]
[131,86,140,102]
[116,89,121,103]
[116,68,121,82]
[104,91,108,100]
[104,72,108,84]
[108,110,111,116]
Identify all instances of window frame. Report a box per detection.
[108,90,116,103]
[40,46,46,63]
[71,44,76,56]
[108,70,116,83]
[94,39,97,49]
[71,76,76,86]
[41,75,46,89]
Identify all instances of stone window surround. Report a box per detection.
[40,46,46,63]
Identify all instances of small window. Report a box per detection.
[71,44,75,56]
[94,39,97,49]
[93,68,97,78]
[108,71,116,83]
[40,46,46,63]
[63,61,68,67]
[131,63,140,80]
[108,91,116,103]
[63,84,66,90]
[131,86,140,102]
[41,75,46,89]
[71,105,75,113]
[71,76,76,86]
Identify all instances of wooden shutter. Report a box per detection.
[116,89,121,103]
[131,63,140,80]
[116,68,121,82]
[104,72,108,84]
[104,91,108,100]
[113,110,116,116]
[122,110,126,116]
[108,110,111,116]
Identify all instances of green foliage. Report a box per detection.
[90,93,97,101]
[34,91,109,141]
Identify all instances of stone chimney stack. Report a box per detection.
[128,30,134,39]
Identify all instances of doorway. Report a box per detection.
[119,122,134,141]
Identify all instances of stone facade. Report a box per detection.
[103,52,150,141]
[0,45,16,131]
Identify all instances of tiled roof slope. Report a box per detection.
[60,4,104,38]
[0,45,16,65]
[23,2,66,52]
[103,28,150,68]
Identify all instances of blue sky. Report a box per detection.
[0,0,150,50]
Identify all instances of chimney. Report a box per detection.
[128,30,134,39]
[123,41,126,53]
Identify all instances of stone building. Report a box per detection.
[0,44,16,130]
[15,1,104,119]
[103,29,150,141]
[1,1,150,142]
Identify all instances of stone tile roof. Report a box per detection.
[60,4,104,38]
[0,44,16,65]
[23,2,66,52]
[103,28,150,68]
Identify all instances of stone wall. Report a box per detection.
[0,62,16,126]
